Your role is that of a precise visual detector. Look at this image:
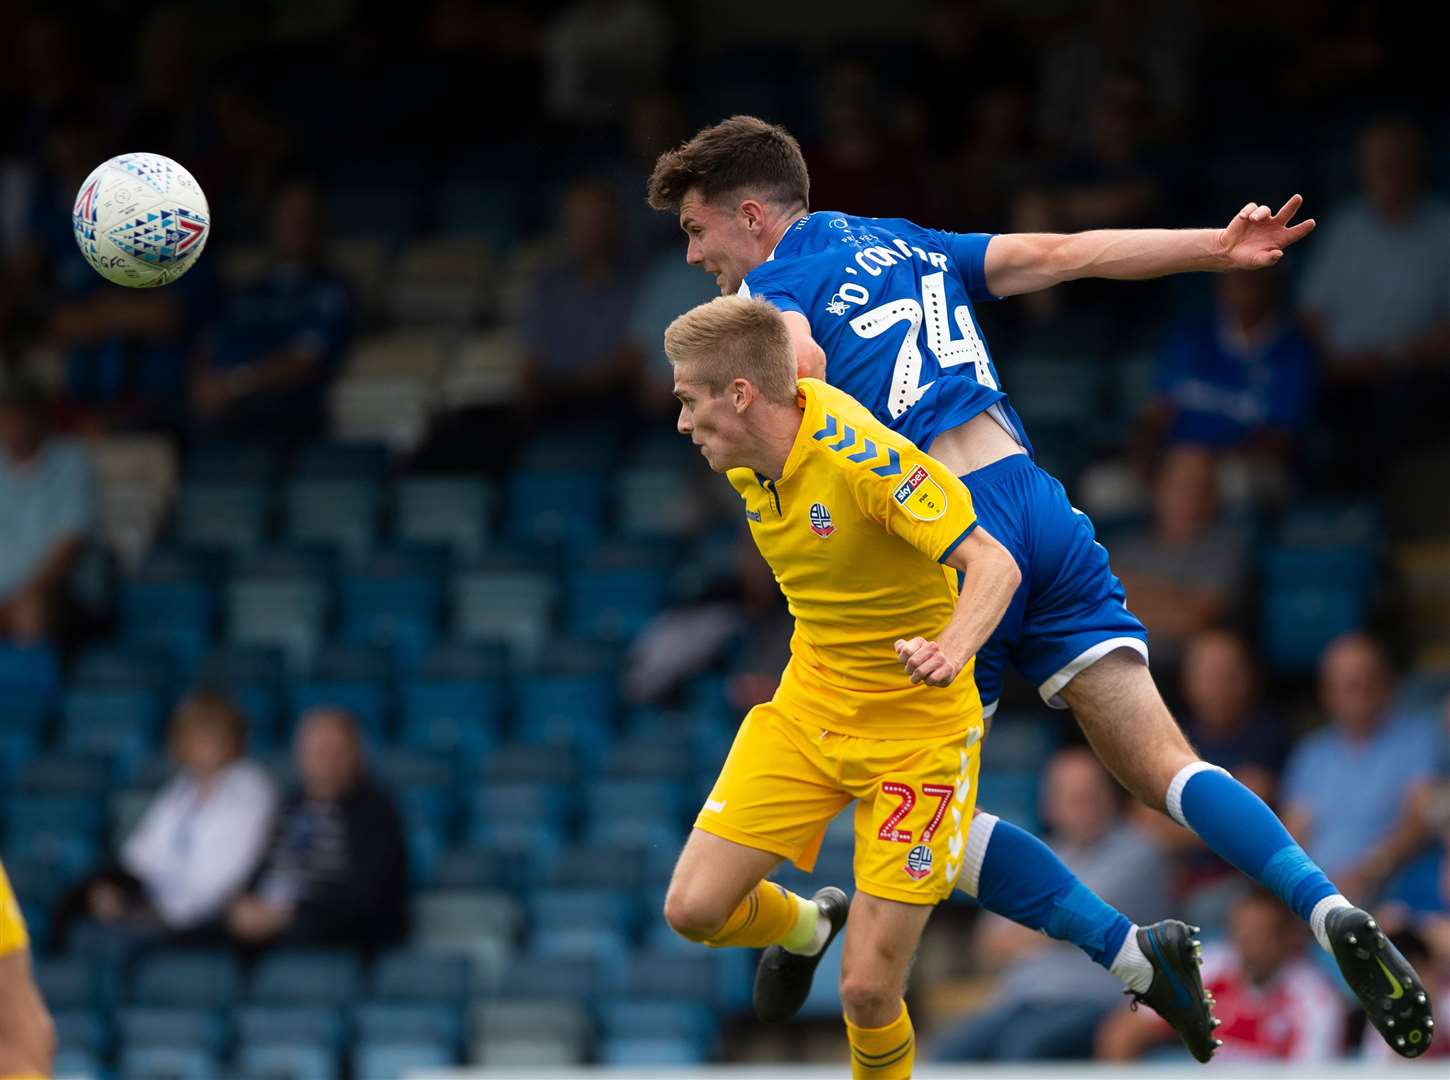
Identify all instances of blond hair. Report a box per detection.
[663,295,797,405]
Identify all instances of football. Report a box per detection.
[71,152,211,288]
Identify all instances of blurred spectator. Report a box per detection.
[937,85,1038,233]
[54,691,276,948]
[1179,630,1289,801]
[517,179,641,419]
[1096,888,1344,1062]
[806,60,931,222]
[1281,633,1441,904]
[1109,446,1248,682]
[225,708,407,953]
[1297,116,1450,481]
[189,181,353,442]
[543,0,671,129]
[0,378,95,645]
[934,749,1169,1062]
[1141,269,1317,464]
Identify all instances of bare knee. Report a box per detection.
[839,965,903,1027]
[662,880,729,943]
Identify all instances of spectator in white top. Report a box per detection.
[0,377,95,645]
[1097,887,1344,1062]
[55,690,277,947]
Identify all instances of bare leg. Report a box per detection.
[663,828,782,941]
[1057,648,1197,810]
[0,949,56,1079]
[838,892,931,1027]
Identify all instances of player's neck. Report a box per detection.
[744,403,805,480]
[756,208,807,265]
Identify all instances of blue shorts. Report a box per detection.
[961,454,1148,718]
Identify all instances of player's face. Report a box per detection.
[673,371,744,472]
[679,190,760,296]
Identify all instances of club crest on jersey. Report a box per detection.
[808,502,835,537]
[893,465,947,521]
[904,844,934,880]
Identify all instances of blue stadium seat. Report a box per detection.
[354,1041,456,1080]
[342,573,441,672]
[613,950,726,1004]
[529,888,636,938]
[131,951,242,1009]
[52,1006,110,1058]
[476,741,577,785]
[16,752,111,797]
[541,843,646,891]
[369,949,472,1003]
[71,644,174,691]
[396,476,493,561]
[33,957,103,1011]
[585,779,684,829]
[233,1005,346,1053]
[472,999,591,1067]
[284,478,381,564]
[118,1045,219,1080]
[431,846,509,891]
[197,645,287,687]
[1261,546,1374,672]
[236,1043,339,1080]
[598,999,717,1045]
[355,1001,463,1046]
[530,929,631,981]
[566,566,670,641]
[503,471,606,550]
[981,714,1057,771]
[186,442,277,484]
[250,950,361,1006]
[61,686,162,763]
[117,1006,226,1053]
[463,825,565,891]
[177,481,271,551]
[613,464,699,539]
[227,576,328,674]
[495,954,604,1003]
[120,576,214,675]
[469,782,570,831]
[599,1036,707,1067]
[4,818,100,883]
[400,678,501,758]
[514,673,614,755]
[451,568,557,663]
[603,737,691,779]
[294,441,390,482]
[52,1047,102,1079]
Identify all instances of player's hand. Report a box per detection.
[1216,194,1316,269]
[895,637,961,687]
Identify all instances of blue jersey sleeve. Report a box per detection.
[927,230,999,304]
[740,264,807,318]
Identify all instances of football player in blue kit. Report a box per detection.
[648,116,1433,1060]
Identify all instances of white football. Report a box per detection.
[71,153,211,288]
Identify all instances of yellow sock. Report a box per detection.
[704,882,816,949]
[846,1001,915,1079]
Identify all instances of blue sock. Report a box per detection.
[964,813,1132,968]
[1171,763,1338,923]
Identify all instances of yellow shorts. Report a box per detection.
[0,859,30,956]
[694,696,982,905]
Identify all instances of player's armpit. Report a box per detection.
[780,310,826,379]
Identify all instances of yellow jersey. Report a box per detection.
[727,378,983,740]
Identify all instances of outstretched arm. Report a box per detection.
[984,196,1316,298]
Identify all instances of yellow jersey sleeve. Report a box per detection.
[845,446,978,565]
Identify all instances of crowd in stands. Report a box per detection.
[0,0,1445,1072]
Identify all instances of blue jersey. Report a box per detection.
[740,211,1032,456]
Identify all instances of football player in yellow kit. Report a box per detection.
[660,295,1020,1079]
[0,859,55,1079]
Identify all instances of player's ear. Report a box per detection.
[738,198,768,234]
[730,377,753,413]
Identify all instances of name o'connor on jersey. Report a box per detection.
[738,212,1034,456]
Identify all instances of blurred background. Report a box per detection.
[0,0,1447,1077]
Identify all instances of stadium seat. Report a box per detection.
[600,1036,707,1067]
[16,752,111,797]
[613,949,721,1003]
[341,572,441,672]
[567,565,670,641]
[475,741,577,785]
[118,1045,219,1080]
[471,1000,590,1067]
[613,464,701,538]
[196,645,287,687]
[72,644,176,692]
[354,1041,456,1080]
[233,1005,345,1053]
[369,949,472,1003]
[120,575,215,675]
[61,686,162,764]
[387,236,496,327]
[355,1001,463,1047]
[411,891,518,990]
[503,470,606,550]
[293,440,391,482]
[541,842,646,892]
[598,999,717,1045]
[330,375,435,454]
[227,576,328,674]
[451,567,557,664]
[236,1043,339,1080]
[284,478,382,564]
[602,737,691,779]
[400,678,501,757]
[52,1047,102,1080]
[131,951,242,1010]
[177,481,271,551]
[513,672,615,755]
[585,779,685,829]
[185,442,277,484]
[117,1006,226,1053]
[530,928,632,978]
[396,476,493,561]
[458,823,565,892]
[51,1006,110,1058]
[250,950,361,1006]
[494,953,603,1002]
[529,888,636,938]
[36,958,103,1010]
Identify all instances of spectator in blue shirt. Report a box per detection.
[1144,268,1317,460]
[1282,633,1441,906]
[189,181,353,441]
[0,378,95,645]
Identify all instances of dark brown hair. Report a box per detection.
[647,115,809,214]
